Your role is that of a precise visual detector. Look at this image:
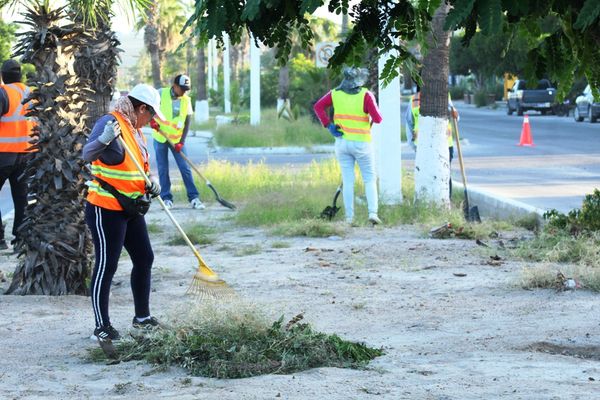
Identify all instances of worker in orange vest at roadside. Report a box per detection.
[0,59,35,250]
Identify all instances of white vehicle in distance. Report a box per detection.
[574,84,600,123]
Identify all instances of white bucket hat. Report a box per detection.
[128,83,166,121]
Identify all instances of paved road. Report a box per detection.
[180,103,600,213]
[2,102,599,220]
[452,103,600,212]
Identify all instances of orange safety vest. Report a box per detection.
[331,88,372,142]
[87,111,149,211]
[0,83,35,152]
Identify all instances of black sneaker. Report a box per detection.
[93,325,121,341]
[132,316,160,329]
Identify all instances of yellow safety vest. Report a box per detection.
[410,92,454,147]
[152,88,189,144]
[331,88,372,142]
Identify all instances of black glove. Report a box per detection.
[146,181,161,198]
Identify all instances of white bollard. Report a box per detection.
[195,100,209,123]
[250,35,261,126]
[223,33,231,114]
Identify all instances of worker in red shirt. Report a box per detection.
[313,67,383,225]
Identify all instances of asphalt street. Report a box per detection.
[1,101,599,226]
[450,103,600,212]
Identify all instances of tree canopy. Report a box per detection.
[449,23,528,89]
[183,0,600,96]
[0,17,16,62]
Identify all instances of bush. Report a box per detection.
[473,90,488,107]
[449,85,465,100]
[544,189,600,235]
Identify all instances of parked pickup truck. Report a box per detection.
[507,79,556,116]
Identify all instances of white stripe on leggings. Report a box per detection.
[92,206,107,327]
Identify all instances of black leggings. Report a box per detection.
[85,203,154,328]
[0,161,28,242]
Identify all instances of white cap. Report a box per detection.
[174,74,191,91]
[128,83,166,121]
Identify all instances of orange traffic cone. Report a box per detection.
[517,114,535,146]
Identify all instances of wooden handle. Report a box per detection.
[451,114,468,188]
[154,128,209,184]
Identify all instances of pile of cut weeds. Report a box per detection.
[89,304,382,378]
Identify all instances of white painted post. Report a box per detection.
[223,33,231,114]
[250,35,261,126]
[207,38,213,91]
[195,100,209,123]
[373,50,402,204]
[211,39,219,91]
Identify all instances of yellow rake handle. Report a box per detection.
[116,135,217,278]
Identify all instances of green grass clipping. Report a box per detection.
[88,303,382,378]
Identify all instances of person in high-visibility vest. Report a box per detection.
[313,67,383,225]
[405,89,459,196]
[83,84,165,343]
[151,74,204,210]
[0,59,35,250]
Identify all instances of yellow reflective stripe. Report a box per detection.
[88,181,144,197]
[91,165,144,180]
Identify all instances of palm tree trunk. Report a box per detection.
[7,4,92,295]
[195,43,209,122]
[197,45,207,101]
[74,17,121,131]
[145,1,161,87]
[414,2,451,206]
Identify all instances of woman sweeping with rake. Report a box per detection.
[83,84,165,345]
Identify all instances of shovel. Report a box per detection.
[320,182,342,220]
[451,112,481,223]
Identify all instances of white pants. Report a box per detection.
[334,138,378,222]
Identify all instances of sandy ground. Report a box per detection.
[1,203,599,400]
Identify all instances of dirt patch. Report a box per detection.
[0,204,599,399]
[527,342,600,361]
